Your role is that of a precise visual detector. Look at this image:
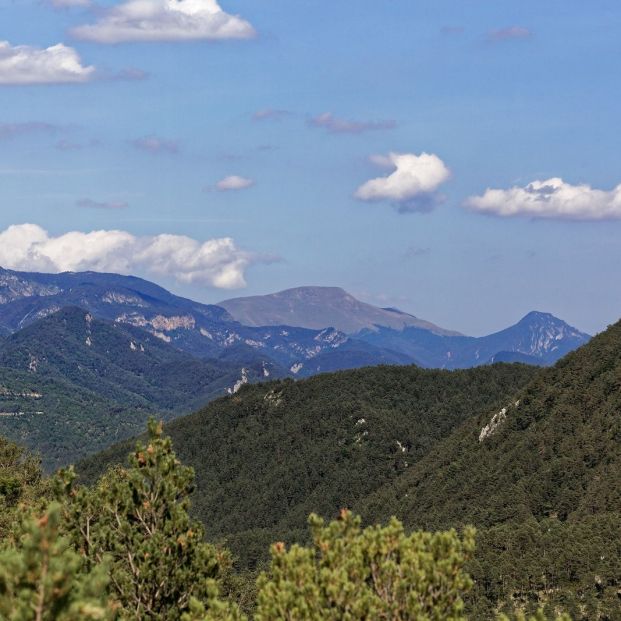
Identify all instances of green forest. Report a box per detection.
[0,420,570,621]
[0,307,271,470]
[3,321,621,619]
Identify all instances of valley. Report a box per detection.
[0,266,614,619]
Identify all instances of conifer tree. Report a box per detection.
[0,437,45,540]
[255,510,476,621]
[56,419,232,621]
[0,502,111,621]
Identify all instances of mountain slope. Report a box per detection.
[78,362,538,569]
[0,307,282,469]
[356,311,590,368]
[0,267,231,335]
[361,318,621,528]
[355,319,621,618]
[219,286,459,335]
[0,268,411,375]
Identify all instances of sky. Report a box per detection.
[0,0,620,336]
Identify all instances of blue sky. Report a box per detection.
[0,0,619,335]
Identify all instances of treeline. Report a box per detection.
[0,423,569,621]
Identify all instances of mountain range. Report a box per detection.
[219,286,460,335]
[0,268,591,372]
[354,310,590,369]
[0,306,279,469]
[0,268,407,377]
[0,266,592,468]
[80,316,621,619]
[222,286,591,370]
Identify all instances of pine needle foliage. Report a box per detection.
[255,510,476,621]
[0,502,112,621]
[55,419,234,621]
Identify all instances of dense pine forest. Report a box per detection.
[3,322,621,619]
[1,420,569,620]
[79,363,538,569]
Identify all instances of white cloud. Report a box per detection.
[72,0,256,43]
[465,177,621,220]
[0,41,95,85]
[355,152,450,213]
[215,175,255,191]
[0,224,255,289]
[309,112,396,135]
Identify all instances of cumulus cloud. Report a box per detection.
[131,135,178,154]
[77,198,128,210]
[465,177,621,220]
[0,224,254,288]
[0,41,95,85]
[309,112,397,135]
[487,26,532,42]
[215,175,255,191]
[355,152,450,213]
[71,0,256,44]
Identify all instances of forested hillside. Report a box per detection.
[79,363,538,568]
[0,425,508,621]
[359,319,621,618]
[76,320,621,619]
[361,319,621,525]
[0,307,280,469]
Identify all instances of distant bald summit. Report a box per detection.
[220,287,590,369]
[219,286,459,335]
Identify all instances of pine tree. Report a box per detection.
[0,436,45,541]
[56,419,231,621]
[255,509,476,621]
[0,502,112,621]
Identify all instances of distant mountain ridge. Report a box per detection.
[0,268,591,371]
[221,286,590,368]
[356,310,591,369]
[219,286,460,335]
[0,268,404,376]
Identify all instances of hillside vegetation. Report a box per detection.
[1,424,525,621]
[77,320,621,618]
[79,363,538,568]
[362,319,621,526]
[359,320,621,618]
[0,307,275,469]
